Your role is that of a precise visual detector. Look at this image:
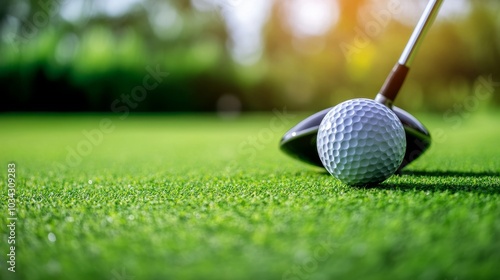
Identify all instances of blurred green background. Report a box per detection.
[0,0,499,113]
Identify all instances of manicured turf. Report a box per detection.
[1,111,499,280]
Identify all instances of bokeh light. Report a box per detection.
[0,0,498,112]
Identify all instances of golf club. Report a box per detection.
[280,0,443,171]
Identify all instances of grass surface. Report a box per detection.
[0,111,499,280]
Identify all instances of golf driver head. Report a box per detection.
[279,106,431,172]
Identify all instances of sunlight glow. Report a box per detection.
[219,0,339,64]
[61,0,142,22]
[222,0,273,65]
[146,2,182,40]
[95,0,142,18]
[60,0,87,22]
[285,0,339,37]
[381,0,471,26]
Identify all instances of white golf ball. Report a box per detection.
[317,98,406,186]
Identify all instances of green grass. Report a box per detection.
[0,111,499,280]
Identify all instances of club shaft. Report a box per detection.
[376,0,444,106]
[399,0,444,67]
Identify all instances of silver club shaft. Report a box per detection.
[399,0,444,67]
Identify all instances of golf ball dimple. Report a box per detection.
[317,98,406,186]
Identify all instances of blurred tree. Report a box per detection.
[0,0,498,112]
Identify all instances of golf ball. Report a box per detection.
[317,98,406,186]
